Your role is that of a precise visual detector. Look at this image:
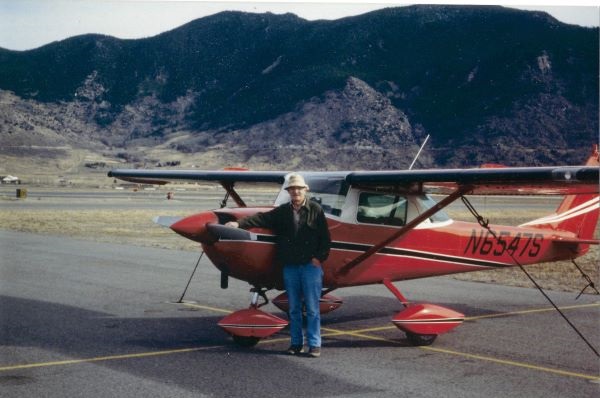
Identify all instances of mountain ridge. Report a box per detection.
[0,5,597,176]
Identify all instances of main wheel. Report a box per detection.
[406,333,437,346]
[232,335,260,347]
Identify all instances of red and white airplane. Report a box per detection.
[108,146,599,347]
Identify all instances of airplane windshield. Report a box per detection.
[418,195,451,222]
[275,175,348,217]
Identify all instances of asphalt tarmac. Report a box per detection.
[1,230,598,398]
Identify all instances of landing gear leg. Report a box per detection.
[249,287,269,308]
[382,278,410,307]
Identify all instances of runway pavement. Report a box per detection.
[0,230,598,397]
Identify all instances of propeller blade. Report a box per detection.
[153,216,183,228]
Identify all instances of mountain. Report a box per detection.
[0,5,598,174]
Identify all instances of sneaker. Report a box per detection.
[308,347,321,358]
[286,345,304,355]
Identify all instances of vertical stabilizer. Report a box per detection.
[520,146,599,247]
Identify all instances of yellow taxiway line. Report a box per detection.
[0,346,221,372]
[420,346,600,381]
[1,302,597,381]
[317,325,600,381]
[180,302,234,314]
[464,302,600,321]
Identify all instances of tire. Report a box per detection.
[406,333,437,346]
[232,335,260,347]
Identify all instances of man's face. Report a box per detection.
[287,186,307,205]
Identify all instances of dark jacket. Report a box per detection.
[238,199,331,266]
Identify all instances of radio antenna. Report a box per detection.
[409,134,430,170]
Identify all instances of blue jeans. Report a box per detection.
[283,263,323,348]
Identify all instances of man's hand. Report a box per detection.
[311,258,322,267]
[225,221,239,228]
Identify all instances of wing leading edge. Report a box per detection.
[108,165,598,196]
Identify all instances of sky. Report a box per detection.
[0,0,598,51]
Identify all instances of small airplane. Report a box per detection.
[108,146,599,348]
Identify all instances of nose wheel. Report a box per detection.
[232,335,261,347]
[405,332,437,346]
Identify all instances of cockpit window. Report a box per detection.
[275,175,348,217]
[306,177,348,216]
[357,192,407,226]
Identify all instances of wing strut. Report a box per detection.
[338,185,473,275]
[220,182,246,207]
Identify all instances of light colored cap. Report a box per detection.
[284,173,309,190]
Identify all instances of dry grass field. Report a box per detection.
[1,191,597,294]
[0,208,201,251]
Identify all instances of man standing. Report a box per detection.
[226,174,331,357]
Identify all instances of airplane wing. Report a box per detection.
[108,169,289,207]
[109,165,599,195]
[347,166,599,196]
[107,169,287,185]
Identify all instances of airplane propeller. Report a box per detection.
[153,215,183,228]
[153,215,208,303]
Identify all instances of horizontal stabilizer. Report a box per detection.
[549,236,600,245]
[153,216,183,228]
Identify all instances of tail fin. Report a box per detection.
[520,146,599,251]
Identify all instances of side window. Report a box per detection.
[357,192,407,226]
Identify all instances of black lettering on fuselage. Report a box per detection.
[465,230,485,254]
[464,229,544,258]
